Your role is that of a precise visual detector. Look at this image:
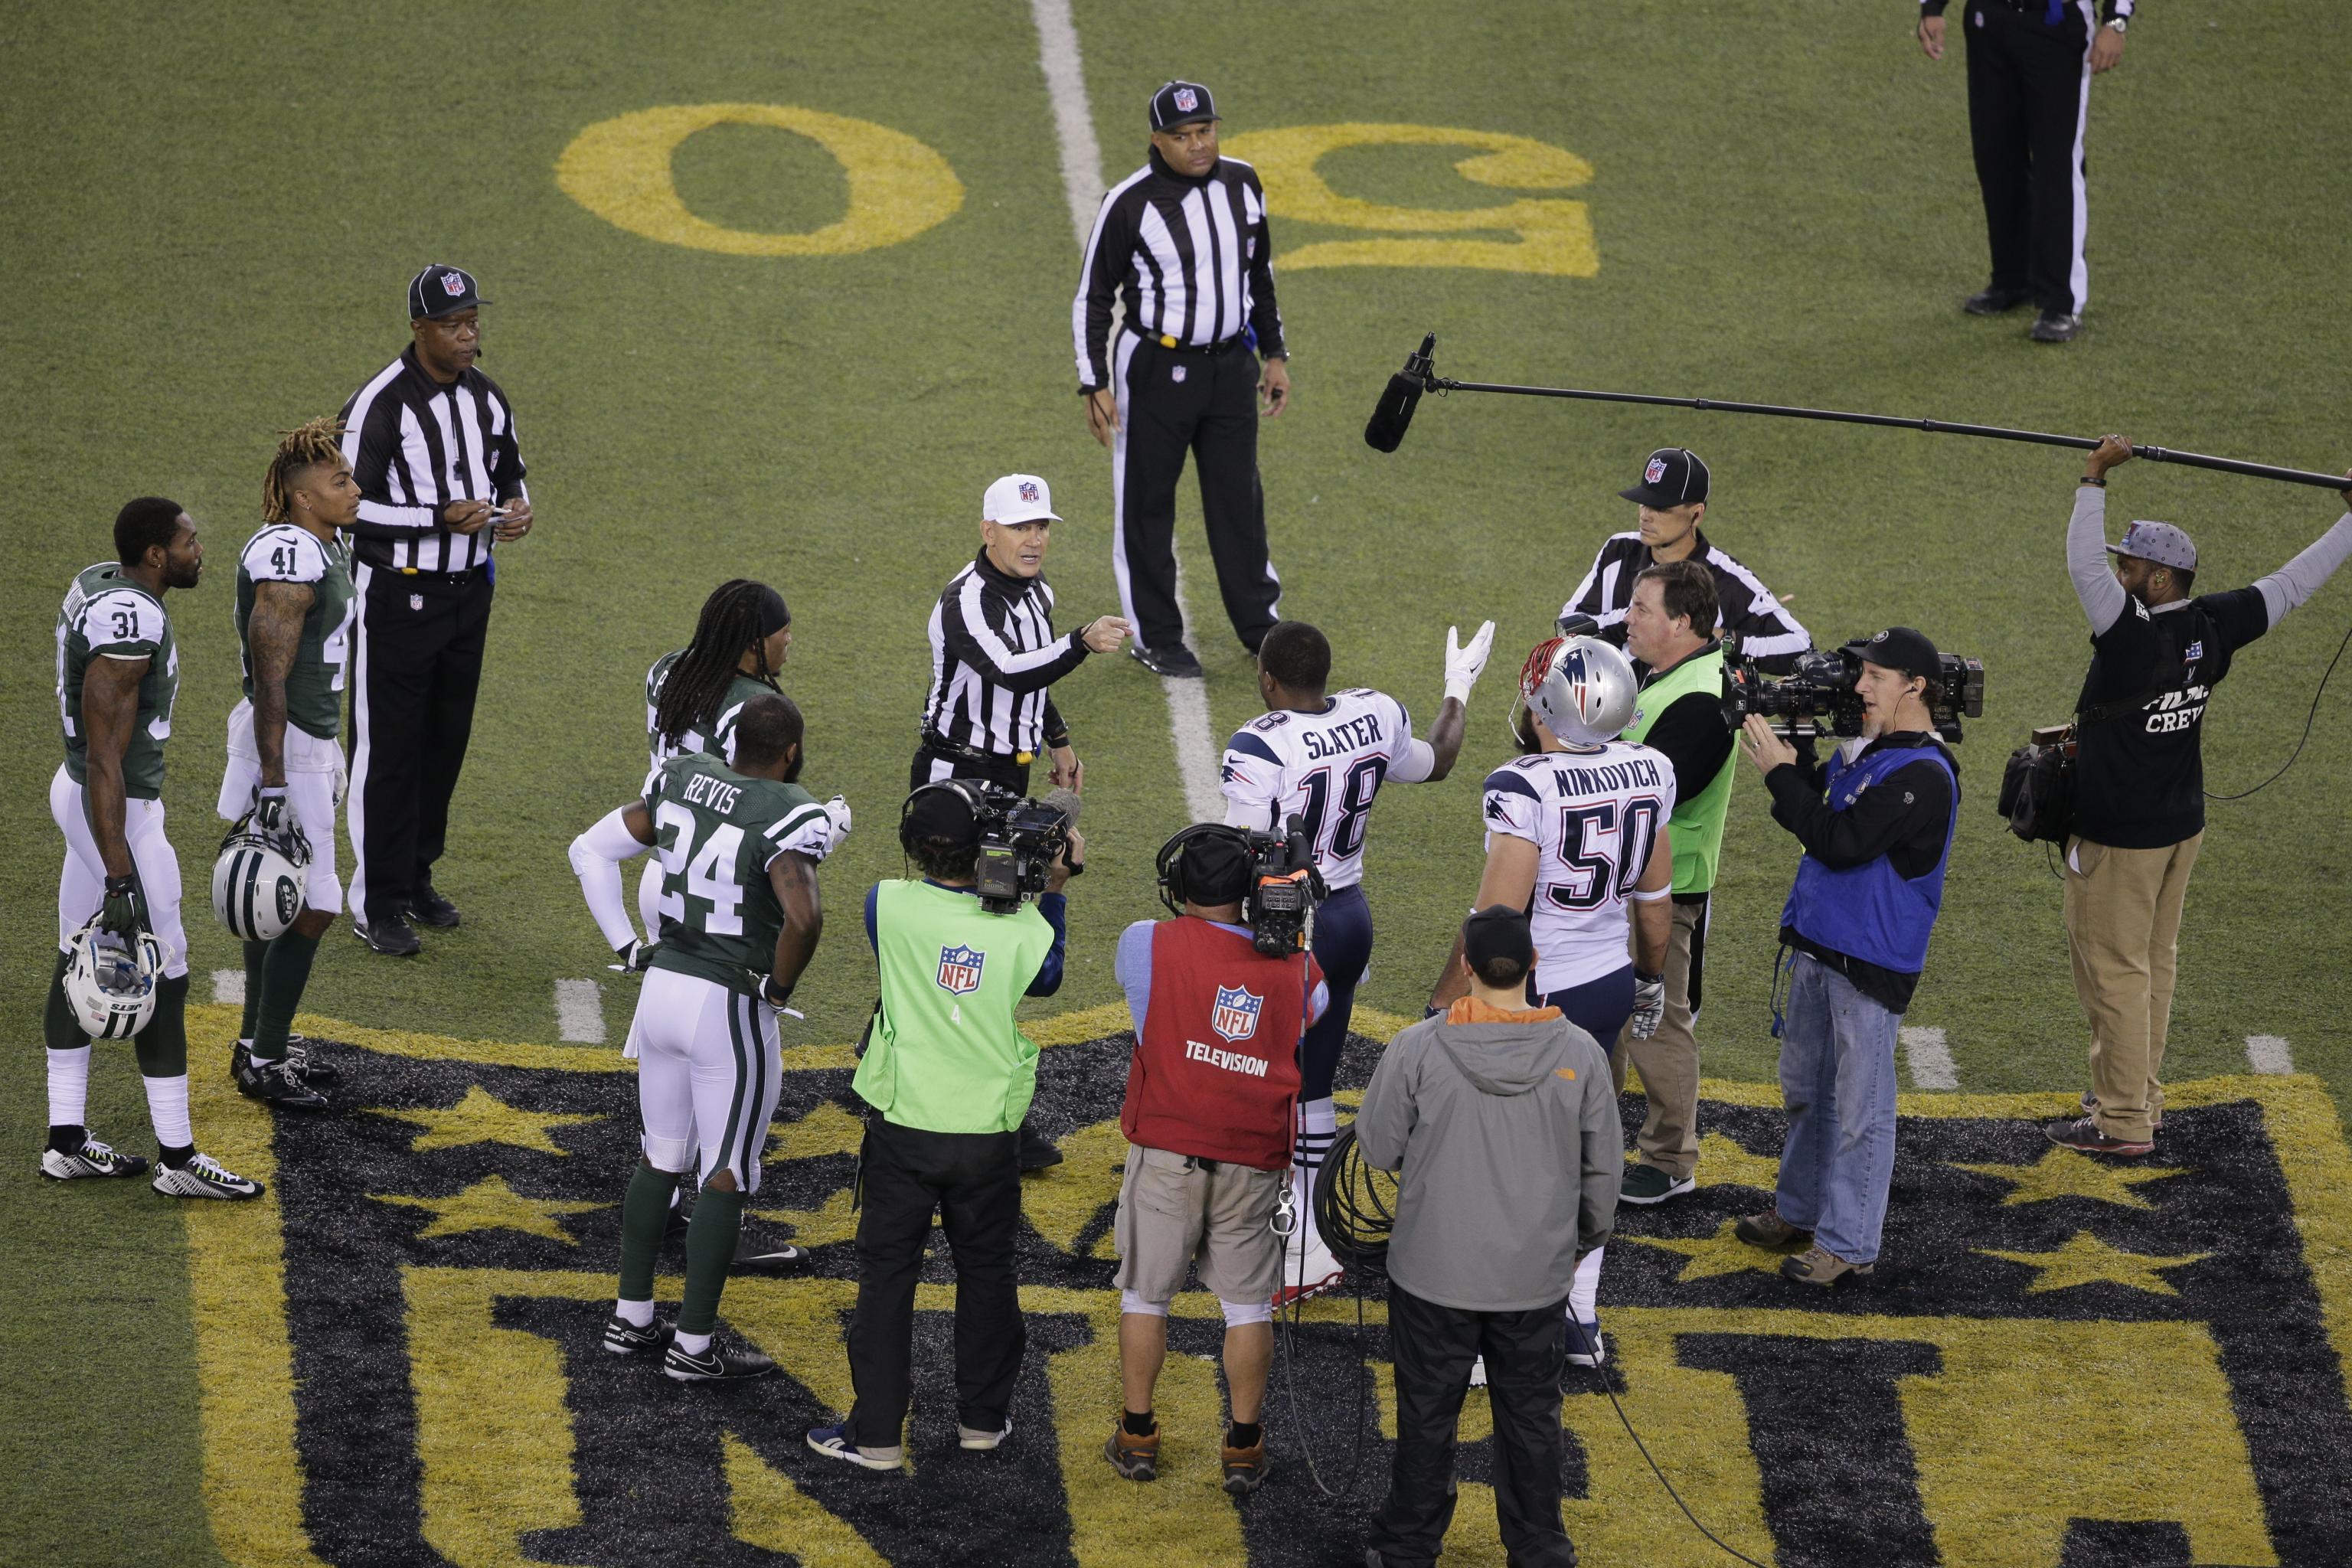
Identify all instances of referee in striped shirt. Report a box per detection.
[916,474,1129,796]
[335,265,534,956]
[1073,80,1289,680]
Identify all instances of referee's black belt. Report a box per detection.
[362,562,484,587]
[919,730,1056,768]
[1128,327,1250,355]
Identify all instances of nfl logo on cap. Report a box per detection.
[1211,985,1263,1043]
[1645,456,1668,485]
[936,943,985,996]
[1019,481,1039,503]
[441,273,466,297]
[1174,87,1198,113]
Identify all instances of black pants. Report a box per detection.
[845,1116,1026,1448]
[1112,335,1281,654]
[347,563,492,926]
[908,741,1030,796]
[1368,1284,1579,1568]
[1963,0,2092,316]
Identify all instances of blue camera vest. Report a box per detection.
[1781,740,1956,976]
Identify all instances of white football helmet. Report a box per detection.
[1509,635,1639,750]
[64,920,163,1040]
[212,818,309,941]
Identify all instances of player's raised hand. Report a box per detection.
[1443,620,1497,704]
[1081,616,1132,654]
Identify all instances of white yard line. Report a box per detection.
[554,979,606,1044]
[212,969,246,1006]
[2244,1034,2295,1076]
[1029,0,1224,824]
[1899,1025,1959,1091]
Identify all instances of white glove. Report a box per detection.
[1443,620,1497,705]
[822,794,852,846]
[1629,970,1666,1040]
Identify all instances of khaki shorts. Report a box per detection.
[1111,1144,1284,1305]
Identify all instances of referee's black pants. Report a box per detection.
[1112,335,1281,655]
[1367,1284,1579,1568]
[844,1116,1026,1448]
[348,562,492,927]
[1962,0,2092,317]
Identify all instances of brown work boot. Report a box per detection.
[1780,1244,1873,1285]
[1733,1207,1812,1251]
[1104,1419,1159,1481]
[1220,1426,1271,1496]
[2079,1091,2163,1132]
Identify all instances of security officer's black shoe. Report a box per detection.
[1129,642,1204,679]
[1018,1122,1065,1172]
[353,913,422,956]
[2030,311,2082,343]
[407,880,461,929]
[1962,286,2030,315]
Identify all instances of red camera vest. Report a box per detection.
[1120,918,1312,1171]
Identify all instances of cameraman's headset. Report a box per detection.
[897,776,993,857]
[1153,823,1253,916]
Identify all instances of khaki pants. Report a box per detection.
[2062,832,2203,1142]
[1613,897,1707,1179]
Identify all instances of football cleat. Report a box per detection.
[236,1051,329,1112]
[230,1037,340,1088]
[662,1334,776,1383]
[731,1235,804,1272]
[602,1312,670,1357]
[41,1137,151,1181]
[1565,1318,1607,1368]
[1272,1230,1344,1311]
[152,1152,264,1201]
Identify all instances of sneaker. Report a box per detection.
[1468,1355,1488,1388]
[1781,1244,1873,1285]
[662,1334,776,1382]
[1734,1207,1813,1251]
[807,1422,902,1471]
[1220,1427,1271,1496]
[1017,1121,1064,1172]
[152,1152,264,1200]
[2030,311,2082,344]
[41,1136,150,1181]
[1104,1420,1160,1481]
[2044,1116,2154,1157]
[1272,1231,1344,1310]
[1565,1317,1607,1367]
[236,1050,330,1112]
[1129,642,1204,679]
[732,1235,805,1272]
[2079,1091,2162,1132]
[1620,1163,1696,1206]
[353,913,421,957]
[407,881,461,929]
[958,1417,1012,1451]
[603,1312,670,1357]
[1962,286,2030,315]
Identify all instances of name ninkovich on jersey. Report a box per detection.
[1482,739,1677,994]
[1219,687,1436,890]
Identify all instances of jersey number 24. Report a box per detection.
[653,802,746,935]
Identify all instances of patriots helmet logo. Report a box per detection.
[1019,481,1039,502]
[441,272,467,296]
[1174,87,1198,113]
[936,943,985,995]
[1645,456,1668,485]
[1211,985,1263,1044]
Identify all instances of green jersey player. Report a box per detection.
[569,694,849,1380]
[46,496,260,1199]
[219,419,362,1111]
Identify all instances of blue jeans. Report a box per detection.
[1774,952,1902,1266]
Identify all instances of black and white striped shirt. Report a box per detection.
[337,345,530,573]
[923,551,1092,756]
[1563,528,1813,674]
[1072,149,1285,390]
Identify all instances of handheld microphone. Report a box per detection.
[1364,332,1438,452]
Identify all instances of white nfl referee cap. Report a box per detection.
[983,473,1060,524]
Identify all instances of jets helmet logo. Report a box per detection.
[1645,456,1668,485]
[936,942,985,995]
[1210,985,1263,1044]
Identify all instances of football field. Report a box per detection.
[5,3,2350,1564]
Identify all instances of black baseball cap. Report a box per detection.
[1462,904,1536,979]
[1843,626,1940,679]
[1149,80,1218,131]
[1619,447,1710,509]
[1177,830,1253,905]
[900,778,986,854]
[408,264,489,320]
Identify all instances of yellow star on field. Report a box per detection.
[371,1086,600,1156]
[1622,1218,1792,1283]
[374,1175,606,1244]
[1977,1230,2209,1296]
[1952,1145,2187,1210]
[750,1187,860,1250]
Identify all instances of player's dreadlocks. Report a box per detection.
[261,417,348,524]
[652,579,789,750]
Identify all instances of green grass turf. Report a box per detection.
[2,2,2348,1560]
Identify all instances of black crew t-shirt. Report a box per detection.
[2072,587,2268,849]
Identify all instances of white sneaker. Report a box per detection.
[41,1137,150,1181]
[1272,1229,1344,1310]
[959,1417,1012,1451]
[1468,1355,1488,1388]
[152,1152,264,1200]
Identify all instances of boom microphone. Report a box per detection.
[1040,786,1082,828]
[1364,332,1437,452]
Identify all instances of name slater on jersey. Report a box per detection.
[1300,713,1385,760]
[1544,756,1664,797]
[1184,1040,1269,1076]
[682,772,741,813]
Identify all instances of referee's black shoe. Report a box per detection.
[407,880,461,929]
[1129,642,1204,678]
[353,912,422,957]
[2030,311,2082,344]
[1962,285,2030,315]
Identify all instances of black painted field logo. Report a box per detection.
[180,1007,2352,1567]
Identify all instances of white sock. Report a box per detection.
[47,1046,91,1129]
[1292,1097,1338,1250]
[674,1328,712,1356]
[615,1298,655,1328]
[143,1073,193,1151]
[1568,1246,1606,1325]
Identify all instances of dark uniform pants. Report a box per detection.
[348,563,492,926]
[1369,1283,1579,1568]
[1112,335,1281,654]
[845,1116,1026,1448]
[1301,882,1372,1102]
[1962,0,2093,316]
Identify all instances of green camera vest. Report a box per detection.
[855,879,1057,1135]
[1624,645,1736,895]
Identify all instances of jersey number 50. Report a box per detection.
[1547,798,1664,912]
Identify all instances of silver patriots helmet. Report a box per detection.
[1508,635,1638,751]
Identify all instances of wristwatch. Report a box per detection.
[2105,16,2126,32]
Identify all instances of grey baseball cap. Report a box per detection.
[2108,519,2197,571]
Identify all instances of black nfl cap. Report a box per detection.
[407,264,489,320]
[1462,904,1536,976]
[1149,80,1218,131]
[1619,447,1710,509]
[1843,626,1939,679]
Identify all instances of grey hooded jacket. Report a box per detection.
[1354,1008,1619,1312]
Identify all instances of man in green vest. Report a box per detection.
[808,778,1082,1472]
[1617,560,1738,1205]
